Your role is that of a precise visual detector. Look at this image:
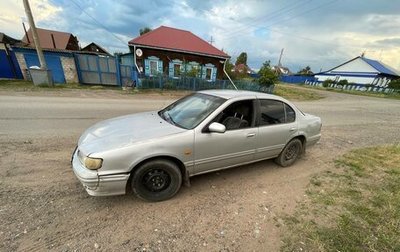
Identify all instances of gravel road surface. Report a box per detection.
[1,89,399,251]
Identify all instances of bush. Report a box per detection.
[322,79,335,88]
[257,60,278,88]
[337,79,349,86]
[388,79,400,90]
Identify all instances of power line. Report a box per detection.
[221,0,338,41]
[68,0,127,46]
[217,0,311,38]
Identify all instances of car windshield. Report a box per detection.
[159,93,226,129]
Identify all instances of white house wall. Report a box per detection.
[315,74,375,84]
[329,58,377,74]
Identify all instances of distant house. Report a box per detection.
[314,56,400,87]
[128,26,230,81]
[81,42,111,56]
[0,32,23,79]
[272,65,291,75]
[22,27,79,51]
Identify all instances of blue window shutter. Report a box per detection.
[144,59,150,76]
[212,67,217,81]
[158,60,163,73]
[201,66,207,79]
[168,62,174,77]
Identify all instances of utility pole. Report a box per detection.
[23,0,47,69]
[278,48,284,67]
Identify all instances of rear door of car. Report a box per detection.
[194,98,258,174]
[255,99,298,160]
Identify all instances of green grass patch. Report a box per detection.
[274,83,325,101]
[0,80,121,91]
[281,145,400,252]
[299,83,400,100]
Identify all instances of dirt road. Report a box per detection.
[1,89,399,251]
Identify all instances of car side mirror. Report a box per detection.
[208,122,226,133]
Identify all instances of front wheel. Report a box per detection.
[275,138,303,167]
[132,159,182,201]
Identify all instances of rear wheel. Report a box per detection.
[132,159,182,201]
[275,138,302,167]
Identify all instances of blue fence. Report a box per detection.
[0,49,23,79]
[137,75,274,93]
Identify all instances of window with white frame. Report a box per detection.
[205,67,213,81]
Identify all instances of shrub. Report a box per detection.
[388,79,400,90]
[322,79,335,88]
[337,79,349,86]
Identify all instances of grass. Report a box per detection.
[281,145,400,252]
[0,80,120,91]
[0,80,323,101]
[295,83,400,100]
[274,83,325,101]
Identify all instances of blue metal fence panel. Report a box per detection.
[0,49,23,79]
[23,53,66,83]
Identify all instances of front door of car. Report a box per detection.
[194,99,257,174]
[255,99,298,160]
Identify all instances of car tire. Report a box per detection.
[275,138,302,167]
[132,159,182,202]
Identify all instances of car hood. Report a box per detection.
[78,111,185,154]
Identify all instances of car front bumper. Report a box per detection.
[71,148,130,196]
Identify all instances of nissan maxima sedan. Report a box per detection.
[71,90,321,201]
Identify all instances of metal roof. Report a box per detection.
[128,26,229,59]
[21,27,76,50]
[361,57,399,76]
[316,56,399,77]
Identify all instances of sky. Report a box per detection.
[1,0,399,73]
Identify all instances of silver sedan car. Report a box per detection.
[72,90,321,201]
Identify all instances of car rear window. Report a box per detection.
[259,100,296,126]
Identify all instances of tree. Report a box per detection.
[258,60,279,89]
[235,52,248,66]
[297,66,313,75]
[139,27,152,35]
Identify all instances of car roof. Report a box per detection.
[198,89,282,100]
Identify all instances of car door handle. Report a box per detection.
[290,127,297,132]
[247,133,256,138]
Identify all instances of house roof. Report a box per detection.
[319,56,399,77]
[0,32,21,45]
[21,27,76,50]
[361,57,399,76]
[81,42,111,55]
[128,26,229,59]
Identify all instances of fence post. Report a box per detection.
[115,55,122,87]
[73,53,83,84]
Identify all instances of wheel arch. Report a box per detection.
[127,155,189,191]
[293,135,306,154]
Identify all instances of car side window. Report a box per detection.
[259,100,296,126]
[213,100,254,130]
[285,103,296,123]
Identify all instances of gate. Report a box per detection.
[0,48,23,79]
[75,54,118,85]
[24,53,66,83]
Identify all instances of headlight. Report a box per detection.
[84,157,103,170]
[77,150,103,170]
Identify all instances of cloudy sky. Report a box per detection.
[1,0,399,72]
